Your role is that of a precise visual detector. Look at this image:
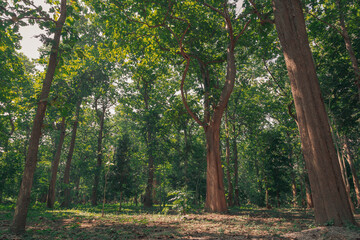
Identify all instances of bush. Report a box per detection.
[167,188,193,214]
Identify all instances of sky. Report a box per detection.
[19,0,50,59]
[19,0,244,59]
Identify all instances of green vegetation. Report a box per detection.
[1,0,360,237]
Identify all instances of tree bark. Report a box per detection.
[91,101,106,206]
[273,0,356,225]
[291,174,297,208]
[204,125,227,212]
[47,116,66,208]
[62,100,81,208]
[336,136,355,212]
[343,136,360,207]
[225,111,233,207]
[10,0,67,234]
[304,170,314,208]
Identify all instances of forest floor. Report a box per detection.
[0,203,360,239]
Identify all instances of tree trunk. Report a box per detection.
[337,138,355,212]
[265,179,270,209]
[336,0,360,100]
[10,0,67,234]
[183,123,190,185]
[304,172,314,208]
[232,124,240,206]
[343,136,360,207]
[273,0,356,225]
[62,100,81,208]
[291,175,297,208]
[204,125,227,212]
[143,80,155,208]
[101,169,109,217]
[91,102,106,206]
[47,116,66,208]
[143,147,154,208]
[225,112,233,207]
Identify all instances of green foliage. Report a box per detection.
[167,188,194,215]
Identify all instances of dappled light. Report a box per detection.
[1,0,360,238]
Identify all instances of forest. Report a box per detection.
[1,0,360,239]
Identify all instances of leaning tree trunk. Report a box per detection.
[47,116,66,208]
[273,0,356,225]
[10,0,67,234]
[204,125,227,212]
[91,102,106,206]
[62,100,81,208]
[336,138,355,212]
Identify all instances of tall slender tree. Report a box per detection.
[10,0,68,233]
[47,116,66,208]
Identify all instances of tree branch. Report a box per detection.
[180,58,205,127]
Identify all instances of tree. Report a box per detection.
[10,0,68,233]
[272,0,356,225]
[46,116,66,208]
[107,133,133,209]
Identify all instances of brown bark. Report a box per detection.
[10,0,67,234]
[273,0,356,225]
[176,3,249,212]
[343,136,360,207]
[91,101,106,206]
[204,126,227,212]
[304,170,314,208]
[336,137,355,211]
[62,100,81,208]
[47,116,66,208]
[225,111,233,206]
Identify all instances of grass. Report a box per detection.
[0,203,359,239]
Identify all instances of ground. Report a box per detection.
[0,204,359,239]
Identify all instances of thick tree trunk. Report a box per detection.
[343,136,360,207]
[62,100,81,208]
[47,117,66,208]
[10,0,67,234]
[225,112,233,206]
[273,0,356,225]
[91,103,106,206]
[204,125,227,212]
